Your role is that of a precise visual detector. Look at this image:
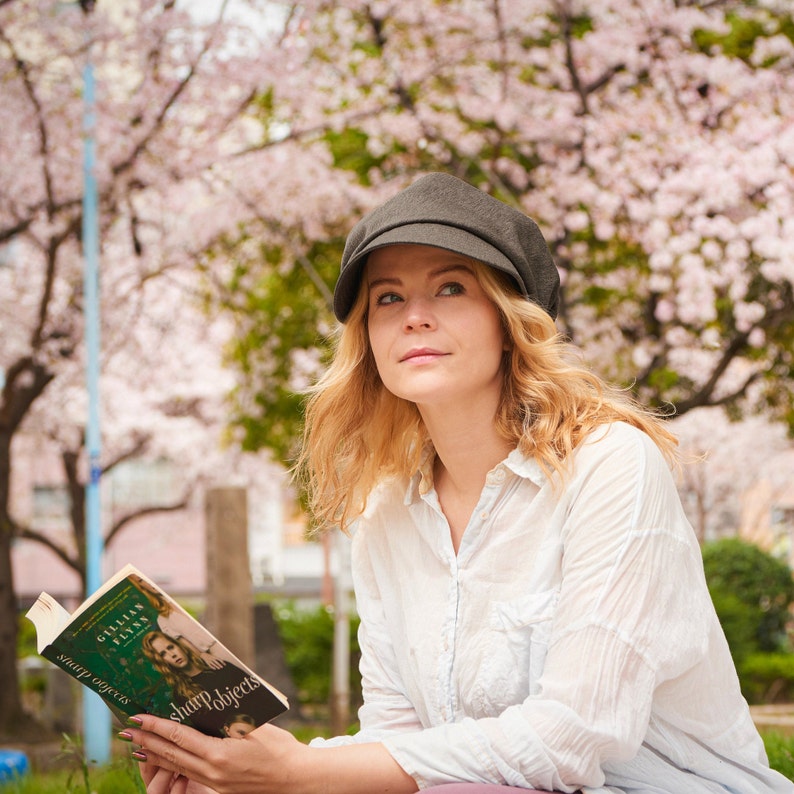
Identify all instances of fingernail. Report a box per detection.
[126,716,144,726]
[117,731,134,742]
[132,750,148,762]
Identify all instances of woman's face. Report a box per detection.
[366,244,506,415]
[151,636,188,669]
[225,720,255,738]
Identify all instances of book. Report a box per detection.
[26,563,288,738]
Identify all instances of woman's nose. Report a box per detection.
[403,298,436,331]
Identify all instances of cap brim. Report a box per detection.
[334,223,524,322]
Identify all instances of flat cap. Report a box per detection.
[333,172,559,322]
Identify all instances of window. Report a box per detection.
[32,485,71,528]
[109,458,175,510]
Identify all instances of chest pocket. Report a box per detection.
[488,587,559,698]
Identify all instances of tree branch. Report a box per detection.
[690,370,763,411]
[104,493,191,547]
[15,525,79,576]
[0,29,57,215]
[101,432,151,474]
[557,1,625,117]
[111,4,230,180]
[0,357,55,433]
[0,217,33,245]
[558,1,589,115]
[0,196,82,245]
[32,226,72,351]
[207,171,336,310]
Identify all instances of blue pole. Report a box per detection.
[82,56,111,767]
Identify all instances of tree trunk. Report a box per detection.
[0,357,55,734]
[0,430,25,734]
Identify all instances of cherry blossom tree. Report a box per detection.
[214,0,794,455]
[0,0,301,735]
[672,410,790,543]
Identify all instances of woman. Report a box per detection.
[141,631,283,739]
[123,173,793,793]
[222,714,257,739]
[142,630,211,703]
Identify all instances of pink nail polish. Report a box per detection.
[117,731,134,742]
[132,750,148,762]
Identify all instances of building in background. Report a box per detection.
[11,431,334,609]
[739,448,794,567]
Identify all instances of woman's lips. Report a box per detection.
[400,347,447,363]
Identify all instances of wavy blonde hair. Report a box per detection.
[298,259,677,532]
[141,630,209,700]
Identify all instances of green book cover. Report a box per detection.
[26,564,288,738]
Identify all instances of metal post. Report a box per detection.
[330,533,352,735]
[82,51,111,767]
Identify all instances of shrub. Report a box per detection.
[740,653,794,704]
[273,601,361,708]
[703,538,794,654]
[707,586,758,669]
[17,613,39,659]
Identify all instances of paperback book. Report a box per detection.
[26,563,288,738]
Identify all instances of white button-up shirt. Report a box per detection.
[312,423,793,793]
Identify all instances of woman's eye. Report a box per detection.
[375,292,402,305]
[439,282,465,296]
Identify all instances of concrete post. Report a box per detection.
[204,487,255,668]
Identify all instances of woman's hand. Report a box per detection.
[126,715,311,794]
[139,763,214,794]
[198,651,225,670]
[125,714,417,794]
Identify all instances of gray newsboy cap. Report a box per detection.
[333,172,559,322]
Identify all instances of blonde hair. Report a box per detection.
[130,575,172,616]
[297,260,677,532]
[141,630,209,700]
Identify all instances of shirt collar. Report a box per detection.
[503,446,548,486]
[403,444,547,505]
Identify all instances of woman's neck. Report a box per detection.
[420,394,511,473]
[421,404,513,553]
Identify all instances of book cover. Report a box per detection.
[26,564,288,738]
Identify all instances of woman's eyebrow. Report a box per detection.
[428,264,474,279]
[368,264,474,292]
[368,276,400,291]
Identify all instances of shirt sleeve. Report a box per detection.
[159,613,225,656]
[382,425,716,791]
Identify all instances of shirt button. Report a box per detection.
[480,511,489,520]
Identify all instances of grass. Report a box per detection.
[764,731,794,782]
[0,735,145,794]
[1,761,144,794]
